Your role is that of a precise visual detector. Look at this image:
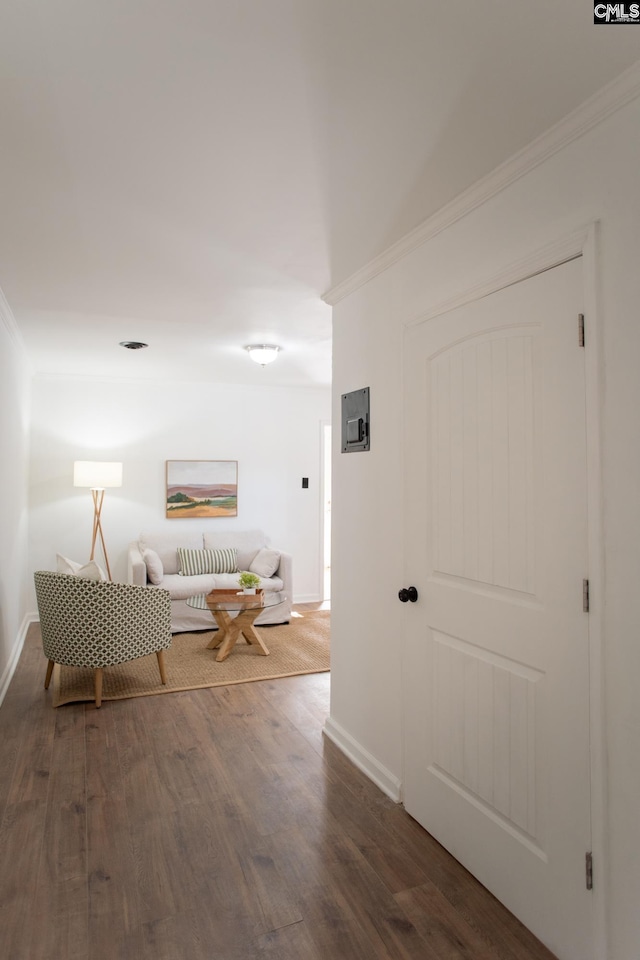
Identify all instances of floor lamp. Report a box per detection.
[73,461,123,581]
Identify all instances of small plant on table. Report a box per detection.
[238,571,261,593]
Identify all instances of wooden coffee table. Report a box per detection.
[186,590,287,662]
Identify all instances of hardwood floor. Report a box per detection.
[0,615,557,960]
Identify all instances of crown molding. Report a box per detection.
[323,59,640,306]
[33,370,330,392]
[0,286,31,368]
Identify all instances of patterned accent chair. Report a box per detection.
[34,571,172,708]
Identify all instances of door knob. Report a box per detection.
[398,586,418,603]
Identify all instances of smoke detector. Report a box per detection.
[119,341,149,350]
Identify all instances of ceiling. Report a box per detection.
[1,1,638,388]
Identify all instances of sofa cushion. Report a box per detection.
[56,554,107,581]
[139,531,203,575]
[203,530,266,573]
[56,554,82,575]
[177,547,238,576]
[142,548,164,585]
[160,573,217,600]
[249,548,280,578]
[213,573,284,592]
[161,572,283,601]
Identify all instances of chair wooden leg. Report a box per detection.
[156,649,167,685]
[94,668,103,708]
[44,660,54,690]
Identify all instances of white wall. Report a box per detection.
[0,297,31,703]
[29,376,330,604]
[329,92,640,958]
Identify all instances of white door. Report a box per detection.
[403,259,593,960]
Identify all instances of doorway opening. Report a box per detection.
[322,422,331,601]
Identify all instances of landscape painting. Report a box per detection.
[166,460,238,518]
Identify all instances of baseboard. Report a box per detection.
[293,593,323,604]
[323,716,402,803]
[0,612,36,708]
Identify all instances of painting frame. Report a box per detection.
[165,460,238,519]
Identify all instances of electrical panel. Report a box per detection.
[341,387,370,453]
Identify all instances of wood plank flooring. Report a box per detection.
[0,614,558,960]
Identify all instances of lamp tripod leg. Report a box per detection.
[96,520,113,581]
[90,488,113,581]
[90,489,103,561]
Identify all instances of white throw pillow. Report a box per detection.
[76,560,108,581]
[249,548,280,579]
[56,554,107,581]
[56,554,82,575]
[142,547,164,585]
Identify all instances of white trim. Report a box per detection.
[0,613,36,708]
[323,717,402,802]
[293,593,323,604]
[33,371,331,391]
[323,60,640,306]
[581,222,608,960]
[404,225,591,329]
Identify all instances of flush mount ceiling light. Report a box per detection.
[119,341,149,350]
[245,344,281,366]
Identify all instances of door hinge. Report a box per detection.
[583,579,590,613]
[586,851,593,890]
[578,313,585,347]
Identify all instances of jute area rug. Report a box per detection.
[51,610,330,707]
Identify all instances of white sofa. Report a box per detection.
[127,529,292,633]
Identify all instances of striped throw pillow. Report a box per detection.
[177,547,238,576]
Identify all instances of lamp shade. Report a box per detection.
[73,461,123,489]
